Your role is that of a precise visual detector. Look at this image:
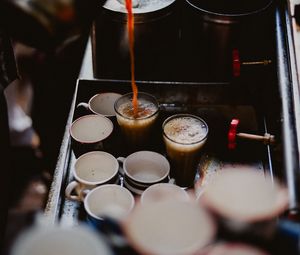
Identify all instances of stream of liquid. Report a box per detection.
[125,0,138,117]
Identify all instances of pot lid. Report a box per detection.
[186,0,273,16]
[103,0,176,14]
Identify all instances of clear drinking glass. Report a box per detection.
[162,114,208,187]
[114,92,159,151]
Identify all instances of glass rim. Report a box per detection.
[162,114,209,145]
[114,92,159,120]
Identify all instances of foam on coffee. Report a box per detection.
[118,100,158,119]
[164,116,208,144]
[116,100,158,146]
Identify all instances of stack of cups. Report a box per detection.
[118,151,171,195]
[65,151,135,228]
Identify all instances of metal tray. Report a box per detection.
[45,78,277,226]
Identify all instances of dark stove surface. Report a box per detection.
[91,0,275,83]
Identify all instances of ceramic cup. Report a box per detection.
[123,200,215,255]
[70,114,113,157]
[141,183,190,205]
[65,151,120,201]
[11,224,113,255]
[199,168,289,238]
[118,151,171,195]
[77,92,122,118]
[84,184,135,229]
[204,242,270,255]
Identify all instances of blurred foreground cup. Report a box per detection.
[199,169,289,239]
[204,242,270,255]
[122,200,215,255]
[141,183,190,205]
[11,224,113,255]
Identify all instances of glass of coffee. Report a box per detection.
[114,92,159,151]
[162,114,208,187]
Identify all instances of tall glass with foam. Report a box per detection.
[114,92,159,151]
[162,114,208,187]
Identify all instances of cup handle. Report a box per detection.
[65,181,82,201]
[168,178,175,184]
[117,157,126,176]
[77,102,89,109]
[76,102,90,117]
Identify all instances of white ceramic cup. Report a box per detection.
[205,242,270,255]
[70,114,113,157]
[141,183,190,205]
[11,224,113,255]
[123,200,215,255]
[118,151,171,195]
[78,92,122,118]
[84,184,135,224]
[199,169,289,236]
[65,151,119,201]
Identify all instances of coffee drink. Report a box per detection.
[115,92,159,150]
[163,114,208,187]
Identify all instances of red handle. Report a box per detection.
[228,118,240,150]
[232,49,241,77]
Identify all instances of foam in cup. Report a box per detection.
[118,100,157,119]
[163,114,208,187]
[164,116,207,144]
[115,93,159,148]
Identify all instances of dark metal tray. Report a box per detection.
[45,78,277,226]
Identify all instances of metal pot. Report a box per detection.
[180,0,274,81]
[92,0,180,80]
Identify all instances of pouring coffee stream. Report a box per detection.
[125,0,139,117]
